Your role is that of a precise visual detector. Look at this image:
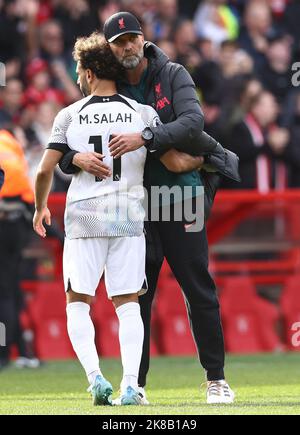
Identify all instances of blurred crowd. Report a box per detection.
[0,0,299,191]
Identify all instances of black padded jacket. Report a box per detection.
[58,43,240,217]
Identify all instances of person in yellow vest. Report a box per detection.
[0,129,34,203]
[0,129,39,369]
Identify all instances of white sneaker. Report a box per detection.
[15,357,40,369]
[112,387,150,406]
[207,380,235,404]
[112,396,121,406]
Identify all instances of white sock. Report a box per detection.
[66,302,102,384]
[88,370,102,385]
[116,302,144,394]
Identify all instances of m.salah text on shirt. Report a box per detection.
[79,113,132,124]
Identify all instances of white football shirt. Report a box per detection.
[48,94,159,239]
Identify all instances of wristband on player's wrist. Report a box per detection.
[58,150,80,175]
[69,151,81,173]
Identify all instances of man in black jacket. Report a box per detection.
[59,12,235,405]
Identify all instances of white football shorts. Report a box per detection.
[63,234,146,299]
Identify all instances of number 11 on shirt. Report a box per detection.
[89,135,121,182]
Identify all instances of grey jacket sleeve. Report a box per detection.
[149,65,205,155]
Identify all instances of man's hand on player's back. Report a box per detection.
[73,152,112,178]
[109,133,146,159]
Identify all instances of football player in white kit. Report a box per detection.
[33,33,203,406]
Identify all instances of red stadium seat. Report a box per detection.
[220,278,282,353]
[280,276,300,351]
[155,276,196,356]
[25,281,75,359]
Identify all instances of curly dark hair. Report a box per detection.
[73,32,125,81]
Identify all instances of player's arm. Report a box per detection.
[59,144,204,175]
[33,149,62,238]
[160,149,204,173]
[34,107,71,238]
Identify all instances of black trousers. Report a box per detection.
[138,207,225,386]
[0,218,28,361]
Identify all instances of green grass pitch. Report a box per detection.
[0,354,300,415]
